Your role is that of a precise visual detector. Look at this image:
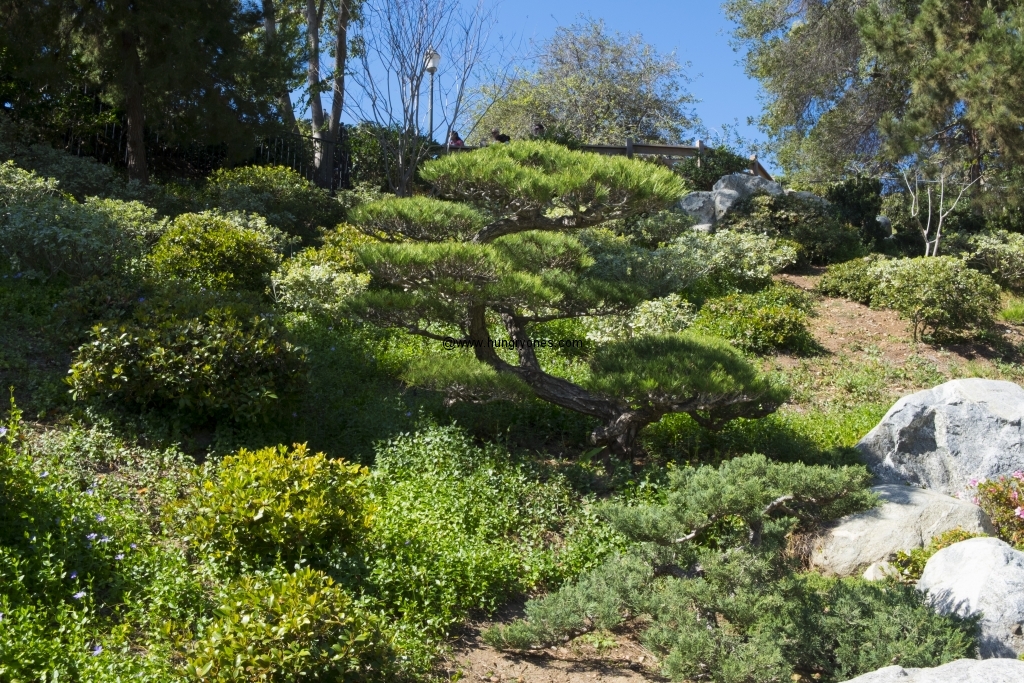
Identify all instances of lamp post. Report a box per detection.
[424,48,440,140]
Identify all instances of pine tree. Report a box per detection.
[348,142,785,459]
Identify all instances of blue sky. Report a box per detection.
[488,0,766,151]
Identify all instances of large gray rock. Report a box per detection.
[785,188,831,206]
[678,191,716,225]
[808,485,993,577]
[856,379,1024,496]
[917,537,1024,658]
[711,173,784,220]
[839,659,1024,683]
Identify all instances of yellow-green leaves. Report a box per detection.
[350,195,487,242]
[178,444,372,568]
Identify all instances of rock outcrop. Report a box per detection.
[856,379,1024,496]
[677,172,792,228]
[808,484,993,577]
[917,537,1024,658]
[839,658,1024,682]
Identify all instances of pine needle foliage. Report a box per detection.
[484,454,978,682]
[349,142,784,458]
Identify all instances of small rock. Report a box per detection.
[808,485,993,577]
[678,191,716,225]
[917,537,1024,658]
[838,658,1024,682]
[857,379,1024,496]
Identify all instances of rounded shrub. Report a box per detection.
[720,192,866,265]
[817,255,887,304]
[690,283,817,354]
[870,256,1000,341]
[68,308,305,424]
[672,148,751,191]
[149,211,283,293]
[968,230,1024,291]
[204,165,346,243]
[185,567,393,682]
[180,444,372,568]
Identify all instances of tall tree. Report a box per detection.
[300,0,352,187]
[474,18,697,145]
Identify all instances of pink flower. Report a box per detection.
[969,478,979,487]
[1013,471,1024,481]
[1016,507,1024,520]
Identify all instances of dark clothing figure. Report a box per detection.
[491,128,511,143]
[448,131,464,148]
[531,122,546,138]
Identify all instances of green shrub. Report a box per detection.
[973,473,1024,549]
[0,162,134,280]
[691,283,817,354]
[485,454,977,682]
[870,257,1000,341]
[667,230,799,299]
[673,148,751,191]
[968,230,1024,291]
[720,192,866,265]
[817,255,887,304]
[202,166,347,243]
[149,211,289,293]
[179,444,371,568]
[824,177,885,248]
[889,528,985,584]
[67,308,305,424]
[184,567,392,682]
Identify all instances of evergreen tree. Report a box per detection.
[347,142,785,458]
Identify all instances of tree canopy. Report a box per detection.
[347,141,784,457]
[473,18,698,145]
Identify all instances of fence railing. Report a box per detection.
[253,131,351,191]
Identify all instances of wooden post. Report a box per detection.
[696,139,704,168]
[750,154,758,177]
[625,138,634,159]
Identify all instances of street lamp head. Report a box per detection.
[424,48,441,75]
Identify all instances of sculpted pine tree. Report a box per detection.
[349,142,784,457]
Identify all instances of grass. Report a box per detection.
[1002,295,1024,324]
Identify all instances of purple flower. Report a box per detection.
[0,612,4,621]
[130,543,137,550]
[86,533,98,541]
[40,471,49,478]
[115,553,124,561]
[73,591,86,600]
[99,536,111,543]
[95,514,106,522]
[91,645,103,656]
[0,427,7,437]
[69,571,78,579]
[138,297,145,302]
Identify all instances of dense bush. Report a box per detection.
[691,283,817,354]
[0,162,134,280]
[967,230,1024,291]
[720,192,866,265]
[149,211,288,293]
[673,147,751,191]
[973,473,1024,548]
[202,166,347,243]
[485,454,977,682]
[185,568,393,682]
[871,257,1000,341]
[584,293,695,342]
[667,230,799,299]
[817,255,887,304]
[68,307,305,424]
[179,445,371,568]
[824,177,885,247]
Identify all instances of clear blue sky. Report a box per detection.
[489,0,767,152]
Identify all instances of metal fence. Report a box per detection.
[253,130,351,191]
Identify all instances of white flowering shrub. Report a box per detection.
[584,294,695,342]
[272,251,370,318]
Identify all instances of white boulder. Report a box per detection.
[808,485,993,577]
[917,537,1024,658]
[678,191,716,225]
[712,172,784,199]
[856,379,1024,496]
[839,658,1024,683]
